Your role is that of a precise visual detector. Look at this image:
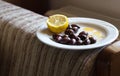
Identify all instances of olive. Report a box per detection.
[52,24,96,45]
[72,27,79,33]
[68,38,76,45]
[71,24,80,28]
[76,39,83,45]
[83,39,91,45]
[65,29,74,35]
[78,31,88,36]
[79,34,87,40]
[69,34,77,39]
[75,37,80,41]
[52,34,62,42]
[60,35,71,44]
[89,37,96,44]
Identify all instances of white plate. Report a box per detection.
[36,17,119,50]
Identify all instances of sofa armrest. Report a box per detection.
[0,1,105,76]
[95,40,120,76]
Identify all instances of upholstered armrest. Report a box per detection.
[95,40,120,76]
[0,1,119,76]
[0,1,105,76]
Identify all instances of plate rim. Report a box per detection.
[36,17,119,50]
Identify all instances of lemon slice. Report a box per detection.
[47,14,69,33]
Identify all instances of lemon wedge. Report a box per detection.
[47,14,69,33]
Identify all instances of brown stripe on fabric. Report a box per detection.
[0,25,21,76]
[60,51,77,76]
[26,37,45,76]
[47,48,61,76]
[81,48,105,76]
[0,20,12,52]
[0,12,34,50]
[36,44,50,76]
[70,50,92,76]
[53,50,68,76]
[42,46,63,76]
[63,51,84,76]
[2,25,18,71]
[17,34,35,76]
[0,18,10,50]
[0,12,32,51]
[20,34,39,76]
[77,50,97,76]
[5,29,24,76]
[32,39,45,76]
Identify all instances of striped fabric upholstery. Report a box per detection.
[0,1,104,76]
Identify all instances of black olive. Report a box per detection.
[65,29,74,35]
[76,39,83,45]
[72,27,79,33]
[71,24,80,28]
[69,34,77,39]
[83,39,91,45]
[89,37,96,44]
[78,31,88,36]
[52,34,62,42]
[52,24,96,45]
[68,38,76,45]
[60,35,71,44]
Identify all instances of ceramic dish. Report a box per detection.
[36,17,119,50]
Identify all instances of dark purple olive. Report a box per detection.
[71,24,80,28]
[75,37,81,41]
[62,34,69,38]
[60,35,71,44]
[52,24,97,45]
[83,39,91,45]
[52,34,62,42]
[79,34,87,40]
[65,29,74,35]
[68,38,76,45]
[78,31,88,36]
[89,37,96,44]
[76,39,83,45]
[72,27,79,33]
[69,34,77,39]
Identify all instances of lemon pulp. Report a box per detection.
[47,14,68,33]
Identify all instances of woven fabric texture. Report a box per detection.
[0,1,103,76]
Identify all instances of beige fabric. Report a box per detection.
[0,1,104,76]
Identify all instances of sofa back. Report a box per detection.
[3,0,49,14]
[50,0,120,19]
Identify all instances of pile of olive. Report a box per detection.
[52,24,96,45]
